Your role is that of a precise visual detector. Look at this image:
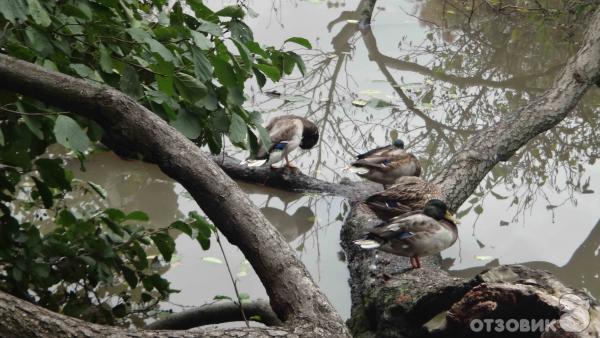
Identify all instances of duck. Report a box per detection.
[243,115,319,168]
[347,139,421,188]
[354,199,458,269]
[365,176,442,220]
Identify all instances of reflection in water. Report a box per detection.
[59,0,600,323]
[260,206,315,242]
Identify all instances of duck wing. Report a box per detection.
[356,145,393,159]
[255,118,303,159]
[368,214,439,240]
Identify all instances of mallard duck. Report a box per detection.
[365,176,442,220]
[243,115,319,168]
[347,139,421,187]
[354,199,458,269]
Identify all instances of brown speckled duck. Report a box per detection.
[354,199,458,269]
[243,115,319,168]
[365,176,442,220]
[347,139,421,188]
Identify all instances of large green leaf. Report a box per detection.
[284,37,312,49]
[174,72,207,103]
[191,46,213,82]
[150,232,176,262]
[254,64,281,82]
[0,0,28,24]
[215,5,244,18]
[34,158,72,191]
[53,115,91,153]
[228,112,247,145]
[27,0,51,27]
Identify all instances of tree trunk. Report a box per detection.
[339,4,600,337]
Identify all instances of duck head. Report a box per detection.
[423,199,458,224]
[300,122,319,149]
[393,139,405,149]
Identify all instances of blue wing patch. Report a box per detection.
[396,231,414,239]
[385,201,397,208]
[273,142,287,150]
[382,159,391,166]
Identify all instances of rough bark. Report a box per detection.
[145,300,282,330]
[210,154,378,199]
[338,4,600,338]
[0,289,325,338]
[0,54,349,337]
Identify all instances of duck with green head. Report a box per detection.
[347,139,421,188]
[354,199,458,269]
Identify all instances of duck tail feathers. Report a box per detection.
[348,166,370,174]
[353,239,381,249]
[245,159,268,167]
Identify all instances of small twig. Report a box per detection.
[214,230,250,328]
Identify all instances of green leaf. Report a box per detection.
[254,64,280,82]
[229,113,247,144]
[174,72,207,103]
[212,58,237,87]
[284,37,312,49]
[125,211,149,222]
[197,20,223,36]
[145,38,176,62]
[87,181,107,199]
[99,44,113,73]
[25,26,54,56]
[170,220,192,237]
[171,110,202,139]
[126,27,152,43]
[151,232,176,262]
[231,38,252,71]
[190,30,211,50]
[215,5,244,18]
[256,125,271,150]
[191,46,213,82]
[32,176,53,208]
[57,210,77,227]
[289,52,306,76]
[22,114,44,140]
[0,129,4,146]
[213,295,232,301]
[27,0,51,27]
[104,208,126,222]
[112,303,127,318]
[120,65,143,99]
[35,158,72,190]
[0,0,28,24]
[121,266,138,288]
[102,217,124,236]
[53,115,91,153]
[252,67,266,88]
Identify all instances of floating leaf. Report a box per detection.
[352,99,368,107]
[202,257,223,264]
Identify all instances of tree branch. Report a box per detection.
[0,53,349,336]
[146,300,282,330]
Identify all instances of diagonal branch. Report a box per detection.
[0,53,349,336]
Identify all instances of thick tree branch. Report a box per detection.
[211,154,378,198]
[432,7,600,211]
[0,53,349,336]
[145,300,282,330]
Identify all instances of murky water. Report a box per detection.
[68,0,599,323]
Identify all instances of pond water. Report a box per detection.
[68,0,599,324]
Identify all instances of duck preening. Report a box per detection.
[346,139,421,187]
[242,115,319,168]
[354,199,458,269]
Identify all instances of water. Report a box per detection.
[68,0,599,323]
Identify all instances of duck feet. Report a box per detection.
[409,256,421,269]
